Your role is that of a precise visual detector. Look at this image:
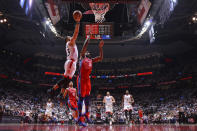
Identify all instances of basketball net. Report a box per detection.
[89,3,110,23]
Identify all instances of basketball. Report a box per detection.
[73,10,82,21]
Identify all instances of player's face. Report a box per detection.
[107,92,110,96]
[48,99,51,102]
[66,36,71,42]
[69,82,73,88]
[85,51,91,58]
[126,90,129,94]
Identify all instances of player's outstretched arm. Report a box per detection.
[92,40,104,63]
[103,96,106,104]
[122,96,124,107]
[131,95,134,104]
[112,96,115,103]
[80,35,90,59]
[70,21,80,46]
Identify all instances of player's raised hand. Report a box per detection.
[99,40,104,48]
[73,10,82,22]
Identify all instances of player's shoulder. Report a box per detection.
[66,88,70,91]
[67,41,76,47]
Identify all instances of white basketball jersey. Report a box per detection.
[46,102,53,110]
[105,96,113,106]
[124,94,131,106]
[26,111,30,116]
[66,42,78,61]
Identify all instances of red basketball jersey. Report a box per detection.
[68,88,77,101]
[80,57,92,79]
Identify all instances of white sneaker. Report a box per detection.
[126,120,128,125]
[129,121,132,126]
[110,120,112,125]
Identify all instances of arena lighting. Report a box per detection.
[137,72,153,76]
[45,20,50,25]
[29,0,33,9]
[120,17,154,42]
[192,17,196,21]
[0,20,3,23]
[45,18,58,36]
[137,18,153,38]
[158,0,178,25]
[3,19,7,22]
[20,0,25,8]
[145,20,151,27]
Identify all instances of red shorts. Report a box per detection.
[68,100,78,111]
[77,76,91,97]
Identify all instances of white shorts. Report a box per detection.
[45,109,52,117]
[64,59,77,78]
[124,104,133,111]
[105,105,113,113]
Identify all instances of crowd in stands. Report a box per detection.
[0,49,197,124]
[0,79,197,124]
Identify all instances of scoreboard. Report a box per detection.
[84,23,113,39]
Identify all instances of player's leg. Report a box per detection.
[73,110,78,121]
[77,77,84,121]
[105,112,110,123]
[109,112,113,125]
[68,100,78,122]
[56,77,71,99]
[77,97,86,126]
[78,97,84,119]
[125,109,129,124]
[48,60,75,94]
[47,78,66,94]
[62,60,76,89]
[77,75,87,126]
[129,109,132,122]
[84,95,92,123]
[58,60,76,98]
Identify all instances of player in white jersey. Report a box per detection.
[48,12,81,98]
[122,90,134,124]
[103,92,115,125]
[45,99,54,118]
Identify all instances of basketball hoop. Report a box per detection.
[89,3,110,23]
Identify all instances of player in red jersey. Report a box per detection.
[77,35,104,126]
[63,81,78,122]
